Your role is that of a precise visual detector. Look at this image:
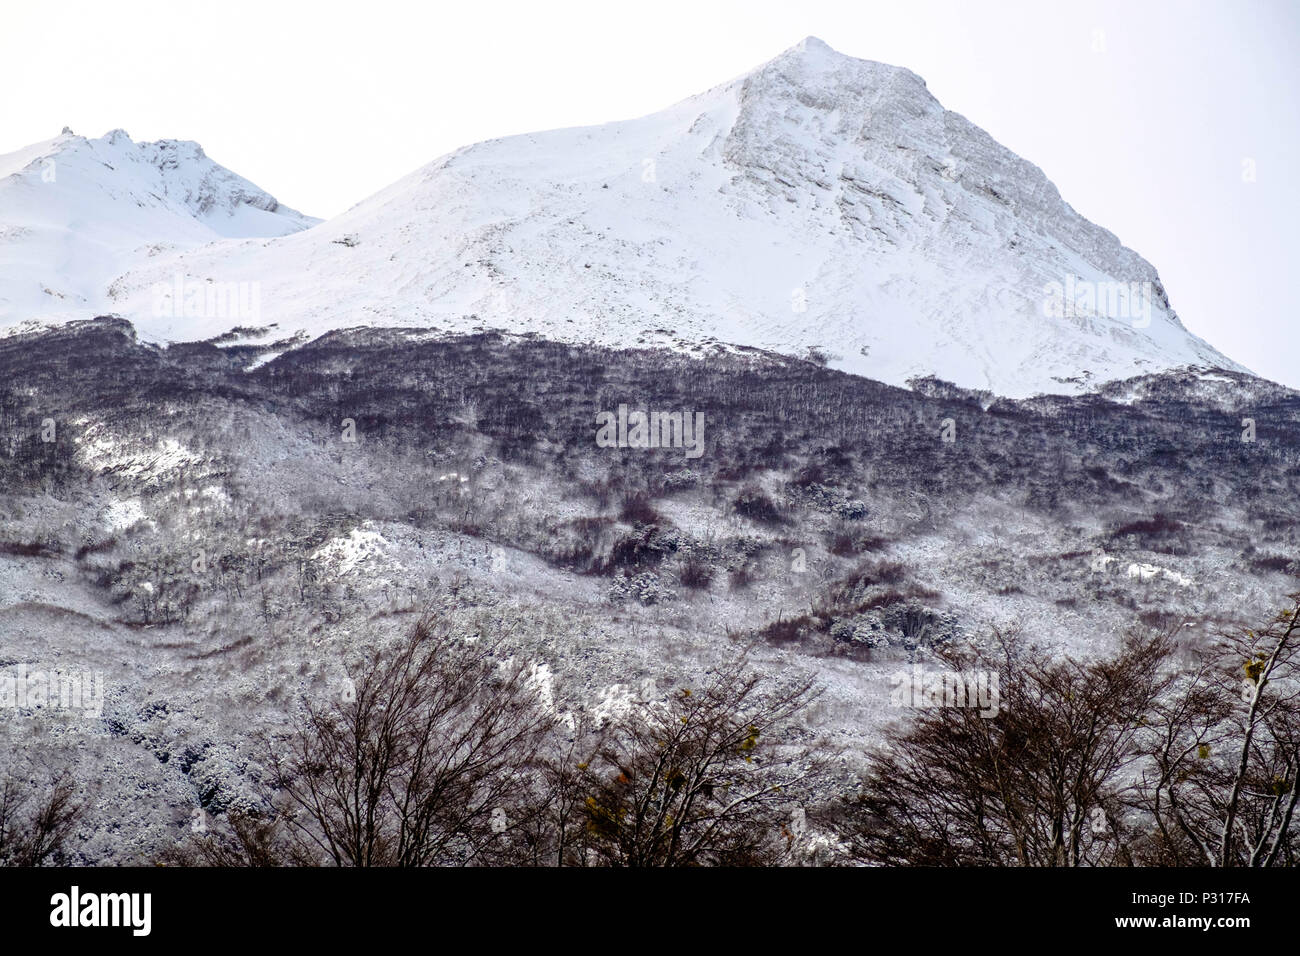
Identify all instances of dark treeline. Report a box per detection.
[0,317,1295,634]
[2,317,1296,519]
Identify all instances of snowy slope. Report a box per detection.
[11,39,1248,396]
[0,128,318,326]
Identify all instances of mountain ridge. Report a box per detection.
[1,38,1252,398]
[0,128,318,326]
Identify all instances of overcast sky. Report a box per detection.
[2,0,1296,386]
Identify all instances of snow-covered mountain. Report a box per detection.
[5,39,1248,396]
[0,128,317,326]
[0,38,1293,865]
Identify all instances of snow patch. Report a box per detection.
[1126,562,1194,587]
[102,498,148,532]
[310,524,397,578]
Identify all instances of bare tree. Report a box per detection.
[156,809,302,867]
[837,629,1175,866]
[269,613,556,866]
[509,712,610,866]
[569,658,824,866]
[1136,594,1300,866]
[0,766,84,866]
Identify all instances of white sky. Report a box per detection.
[2,0,1296,387]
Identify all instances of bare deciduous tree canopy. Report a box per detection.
[1137,594,1300,866]
[270,613,555,866]
[836,594,1300,868]
[0,765,83,867]
[566,661,824,866]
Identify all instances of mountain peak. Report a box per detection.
[0,128,318,325]
[787,35,837,58]
[7,40,1250,397]
[763,34,919,75]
